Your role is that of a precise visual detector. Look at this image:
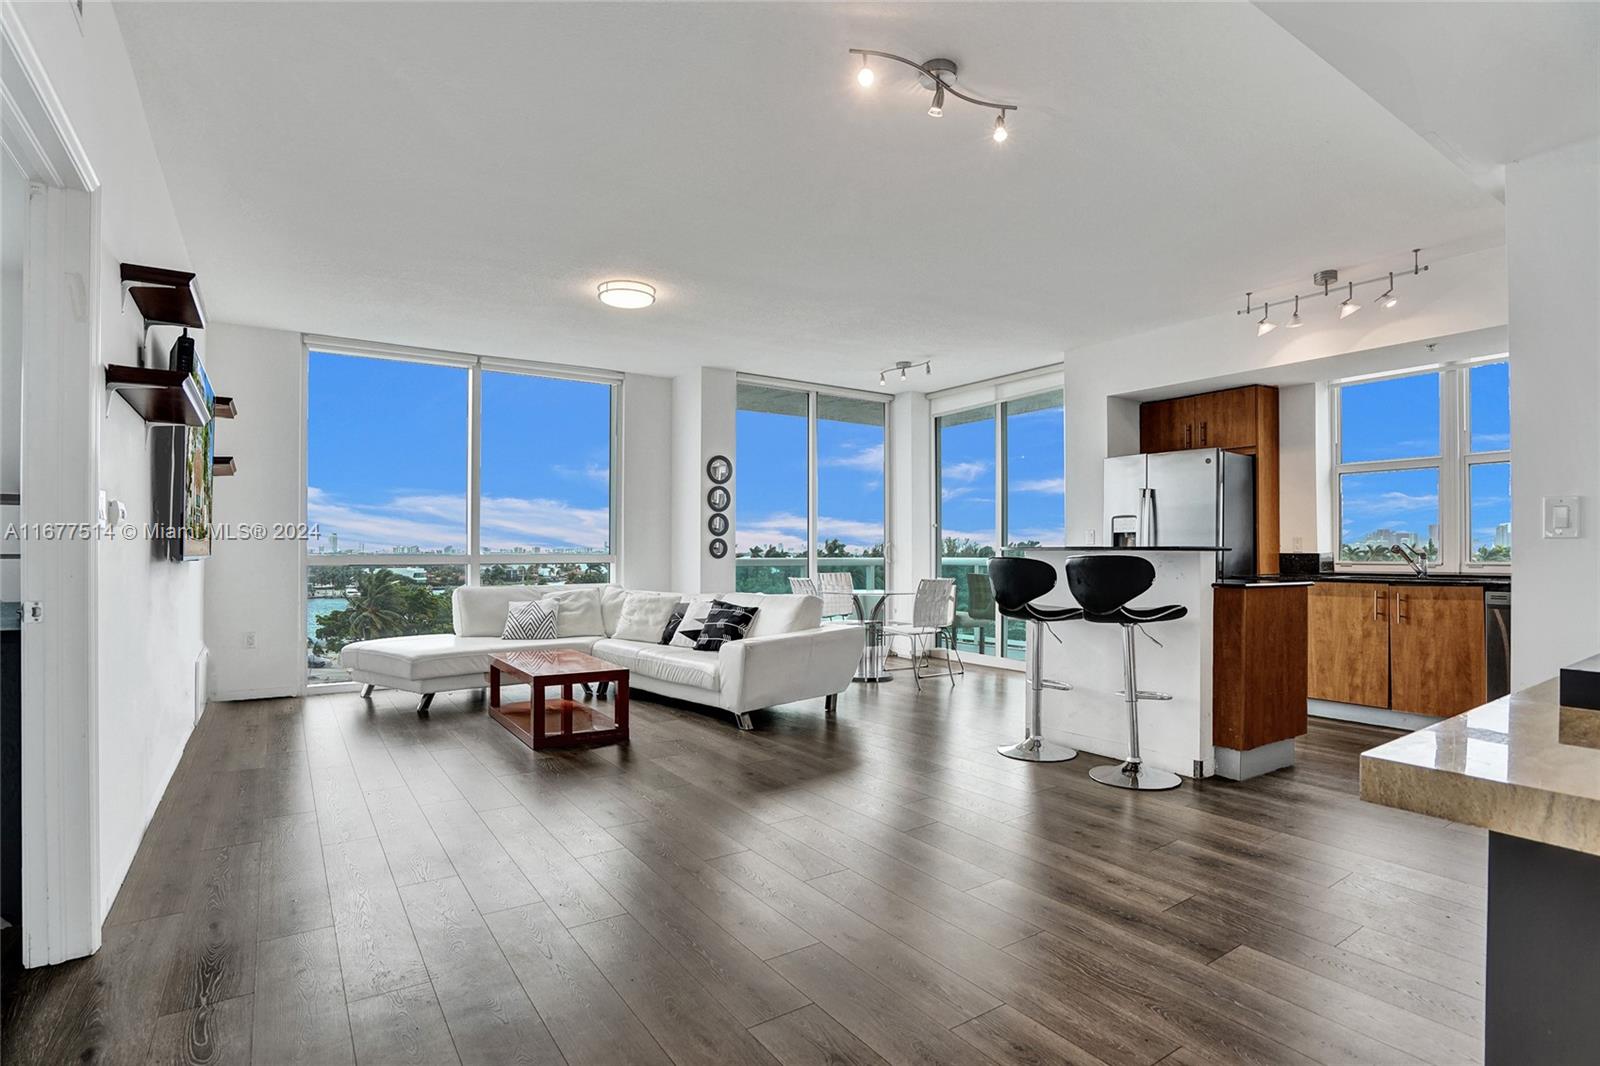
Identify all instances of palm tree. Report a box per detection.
[344,570,409,640]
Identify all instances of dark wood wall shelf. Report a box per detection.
[213,396,236,419]
[212,456,237,477]
[105,365,208,426]
[121,263,205,330]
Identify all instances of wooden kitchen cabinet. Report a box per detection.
[1307,582,1392,707]
[1390,585,1487,717]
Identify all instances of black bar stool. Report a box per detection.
[987,558,1082,762]
[1064,555,1186,791]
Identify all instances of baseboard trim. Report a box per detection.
[211,686,301,702]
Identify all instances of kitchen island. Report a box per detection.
[1018,547,1219,777]
[1362,679,1600,1064]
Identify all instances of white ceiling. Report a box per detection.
[115,2,1511,392]
[1259,1,1600,199]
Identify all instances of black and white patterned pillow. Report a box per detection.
[659,601,689,645]
[502,599,556,641]
[692,600,760,652]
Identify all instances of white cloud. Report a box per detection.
[553,462,610,484]
[1009,476,1065,494]
[941,460,990,483]
[1340,490,1438,519]
[308,488,609,553]
[821,442,884,471]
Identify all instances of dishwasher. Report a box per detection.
[1486,590,1511,701]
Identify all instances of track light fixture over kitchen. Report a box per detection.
[879,359,932,386]
[850,49,1018,141]
[1237,249,1426,336]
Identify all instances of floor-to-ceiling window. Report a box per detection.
[306,347,616,684]
[735,381,887,593]
[935,386,1065,660]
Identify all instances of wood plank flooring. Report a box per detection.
[1,669,1488,1065]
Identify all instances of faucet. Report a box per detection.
[1391,542,1429,577]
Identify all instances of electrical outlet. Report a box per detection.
[243,631,256,650]
[1292,536,1304,551]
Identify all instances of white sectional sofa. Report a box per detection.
[338,583,863,730]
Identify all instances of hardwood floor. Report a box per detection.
[1,668,1488,1065]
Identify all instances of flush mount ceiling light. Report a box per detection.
[1237,249,1426,337]
[849,49,1018,143]
[597,280,655,309]
[878,358,932,386]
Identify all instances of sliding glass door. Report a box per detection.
[935,387,1065,661]
[735,382,887,593]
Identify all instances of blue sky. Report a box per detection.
[938,394,1067,547]
[1338,363,1510,552]
[735,397,886,555]
[308,352,611,554]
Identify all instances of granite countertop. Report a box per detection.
[1360,678,1600,857]
[1223,572,1510,589]
[1025,545,1230,552]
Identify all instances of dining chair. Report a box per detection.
[817,570,858,620]
[883,578,960,688]
[789,577,819,596]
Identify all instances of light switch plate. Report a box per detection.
[1544,495,1581,539]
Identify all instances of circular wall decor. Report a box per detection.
[707,513,729,536]
[708,537,728,559]
[707,485,730,512]
[706,454,732,484]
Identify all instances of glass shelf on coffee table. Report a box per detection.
[488,649,629,751]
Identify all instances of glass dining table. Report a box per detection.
[839,590,915,683]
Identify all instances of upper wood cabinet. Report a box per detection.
[1307,582,1391,708]
[1140,384,1279,573]
[1390,585,1487,717]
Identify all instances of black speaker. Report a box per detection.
[168,328,195,375]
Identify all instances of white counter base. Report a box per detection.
[1023,548,1217,778]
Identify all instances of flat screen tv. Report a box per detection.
[152,355,213,562]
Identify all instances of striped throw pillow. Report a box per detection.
[502,599,556,641]
[692,600,760,652]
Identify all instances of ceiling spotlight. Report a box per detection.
[877,358,930,384]
[1378,272,1398,308]
[992,113,1008,143]
[597,280,655,309]
[924,362,931,375]
[879,370,887,386]
[928,83,945,118]
[1257,302,1277,336]
[849,49,1017,142]
[1287,295,1304,328]
[856,55,874,88]
[1339,282,1361,318]
[900,364,909,380]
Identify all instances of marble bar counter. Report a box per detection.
[1361,678,1600,1064]
[1020,547,1224,778]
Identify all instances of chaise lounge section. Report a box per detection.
[338,583,862,729]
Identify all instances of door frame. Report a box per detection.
[4,3,103,966]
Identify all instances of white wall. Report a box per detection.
[1506,137,1600,688]
[1062,245,1509,542]
[13,0,205,920]
[203,323,304,699]
[1277,382,1332,555]
[888,393,933,598]
[670,367,736,593]
[619,371,673,590]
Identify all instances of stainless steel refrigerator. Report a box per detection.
[1103,449,1256,578]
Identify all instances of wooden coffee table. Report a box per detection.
[488,649,629,751]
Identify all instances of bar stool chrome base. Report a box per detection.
[1089,760,1182,791]
[997,736,1078,762]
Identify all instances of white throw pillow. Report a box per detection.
[669,596,716,648]
[502,600,556,641]
[612,592,683,642]
[543,586,605,637]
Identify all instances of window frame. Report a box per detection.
[1330,355,1509,575]
[733,376,891,590]
[302,338,621,690]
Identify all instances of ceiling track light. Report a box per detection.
[878,359,932,386]
[849,48,1018,142]
[1237,249,1426,336]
